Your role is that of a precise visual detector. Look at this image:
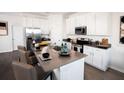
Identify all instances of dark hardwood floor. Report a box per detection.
[84,63,124,80]
[0,51,15,80]
[0,51,124,80]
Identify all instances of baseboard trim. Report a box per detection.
[0,50,13,54]
[109,66,124,73]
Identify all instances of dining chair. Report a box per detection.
[12,61,53,80]
[17,45,37,65]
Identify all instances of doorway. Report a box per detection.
[12,25,25,50]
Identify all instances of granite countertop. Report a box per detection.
[72,43,111,49]
[63,39,111,49]
[34,49,87,72]
[83,44,111,49]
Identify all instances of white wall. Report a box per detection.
[0,13,49,53]
[110,13,124,73]
[0,13,64,53]
[0,13,24,53]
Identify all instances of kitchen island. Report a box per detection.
[34,48,87,80]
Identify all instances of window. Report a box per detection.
[0,22,8,36]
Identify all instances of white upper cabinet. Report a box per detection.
[66,17,75,35]
[41,20,50,34]
[86,13,96,35]
[32,18,41,28]
[66,14,86,35]
[75,14,86,27]
[24,17,40,28]
[25,17,33,27]
[65,18,70,35]
[95,13,111,36]
[24,17,50,34]
[65,12,111,36]
[70,17,76,35]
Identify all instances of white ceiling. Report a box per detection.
[0,12,76,20]
[0,12,85,19]
[24,12,76,17]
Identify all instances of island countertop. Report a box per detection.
[34,49,87,72]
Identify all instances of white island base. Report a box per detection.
[53,58,85,80]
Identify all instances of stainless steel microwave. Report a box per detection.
[75,26,87,35]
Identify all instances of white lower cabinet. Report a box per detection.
[92,49,103,69]
[53,58,84,80]
[60,58,84,80]
[84,45,110,71]
[83,46,93,65]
